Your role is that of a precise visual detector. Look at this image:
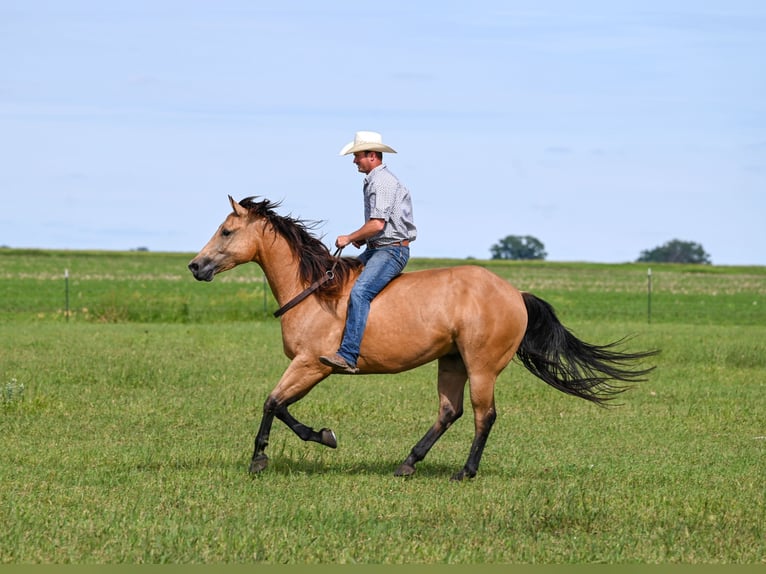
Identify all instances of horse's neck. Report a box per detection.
[257,240,305,307]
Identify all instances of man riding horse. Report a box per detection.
[320,131,417,375]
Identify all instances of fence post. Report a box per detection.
[647,267,652,324]
[263,272,267,315]
[65,268,70,322]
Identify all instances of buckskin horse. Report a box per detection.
[188,196,658,480]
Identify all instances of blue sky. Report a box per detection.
[1,1,764,264]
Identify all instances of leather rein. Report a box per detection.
[273,248,344,318]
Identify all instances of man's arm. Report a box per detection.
[336,218,385,249]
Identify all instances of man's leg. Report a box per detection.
[323,246,409,371]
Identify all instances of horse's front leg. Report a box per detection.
[249,358,331,475]
[249,397,277,474]
[275,404,337,448]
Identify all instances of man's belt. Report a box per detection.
[368,239,411,249]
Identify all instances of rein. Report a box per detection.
[273,248,344,318]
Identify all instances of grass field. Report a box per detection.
[1,248,764,563]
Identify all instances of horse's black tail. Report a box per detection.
[517,292,659,406]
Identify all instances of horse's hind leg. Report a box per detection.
[394,354,467,477]
[451,371,497,481]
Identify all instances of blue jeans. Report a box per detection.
[337,245,410,366]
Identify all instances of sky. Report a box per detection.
[1,0,765,265]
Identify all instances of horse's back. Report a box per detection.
[361,265,528,371]
[385,264,524,307]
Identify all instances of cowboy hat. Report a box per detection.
[339,131,397,156]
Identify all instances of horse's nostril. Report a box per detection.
[188,262,198,272]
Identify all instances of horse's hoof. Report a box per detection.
[450,468,476,482]
[394,463,416,477]
[320,428,337,449]
[249,455,269,475]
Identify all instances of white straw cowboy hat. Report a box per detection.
[339,131,397,156]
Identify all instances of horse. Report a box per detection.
[188,196,658,481]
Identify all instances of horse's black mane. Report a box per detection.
[238,196,363,300]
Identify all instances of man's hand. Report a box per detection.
[335,235,353,249]
[335,219,384,249]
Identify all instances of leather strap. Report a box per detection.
[273,248,343,318]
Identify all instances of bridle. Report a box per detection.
[273,247,344,318]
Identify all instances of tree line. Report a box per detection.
[490,237,712,264]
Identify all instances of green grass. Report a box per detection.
[3,248,765,326]
[1,249,764,563]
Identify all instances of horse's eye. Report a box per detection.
[222,228,232,237]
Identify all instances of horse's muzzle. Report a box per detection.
[188,259,215,282]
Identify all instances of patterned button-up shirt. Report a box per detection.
[363,164,417,247]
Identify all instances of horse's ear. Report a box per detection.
[228,195,247,217]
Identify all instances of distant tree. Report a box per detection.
[637,239,711,264]
[490,235,547,260]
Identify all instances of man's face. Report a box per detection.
[352,151,377,174]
